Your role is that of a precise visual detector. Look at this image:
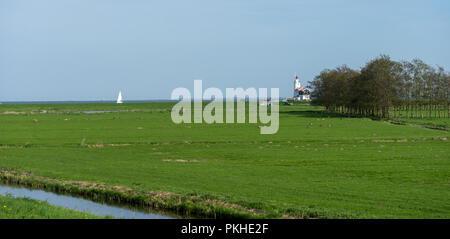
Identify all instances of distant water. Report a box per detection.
[83,110,120,114]
[0,100,176,104]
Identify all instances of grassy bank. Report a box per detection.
[0,170,277,218]
[0,194,109,219]
[0,103,449,218]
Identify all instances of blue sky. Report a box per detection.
[1,0,449,101]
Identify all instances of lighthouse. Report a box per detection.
[293,75,310,101]
[294,75,301,93]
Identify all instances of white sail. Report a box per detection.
[117,91,123,104]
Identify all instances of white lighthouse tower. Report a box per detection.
[294,75,301,92]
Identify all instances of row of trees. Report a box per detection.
[308,55,450,119]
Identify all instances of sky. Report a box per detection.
[1,0,450,101]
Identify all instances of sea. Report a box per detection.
[0,100,176,104]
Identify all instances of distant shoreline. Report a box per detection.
[0,100,177,104]
[0,98,290,105]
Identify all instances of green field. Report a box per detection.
[0,103,449,218]
[0,194,108,219]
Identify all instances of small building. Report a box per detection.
[260,99,272,106]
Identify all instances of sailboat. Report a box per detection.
[117,91,123,104]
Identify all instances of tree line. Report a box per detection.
[308,55,450,119]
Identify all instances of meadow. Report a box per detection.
[0,102,449,218]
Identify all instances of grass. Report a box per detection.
[0,194,109,219]
[0,102,449,218]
